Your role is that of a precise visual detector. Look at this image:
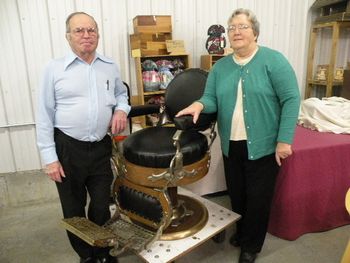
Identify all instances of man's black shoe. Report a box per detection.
[95,255,118,263]
[80,257,93,263]
[229,233,240,247]
[239,251,257,263]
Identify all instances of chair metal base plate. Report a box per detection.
[138,188,241,263]
[160,194,208,240]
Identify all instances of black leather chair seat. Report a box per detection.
[123,126,208,168]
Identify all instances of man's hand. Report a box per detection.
[45,161,65,182]
[111,110,127,135]
[175,102,204,124]
[275,142,292,166]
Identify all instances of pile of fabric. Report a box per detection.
[298,96,350,134]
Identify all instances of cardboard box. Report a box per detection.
[133,16,172,34]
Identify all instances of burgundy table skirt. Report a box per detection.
[268,126,350,240]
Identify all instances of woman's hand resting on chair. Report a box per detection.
[175,102,204,124]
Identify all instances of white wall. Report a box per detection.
[0,0,315,173]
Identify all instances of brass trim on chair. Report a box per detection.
[124,153,210,188]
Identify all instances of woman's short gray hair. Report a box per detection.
[227,8,260,38]
[65,12,98,33]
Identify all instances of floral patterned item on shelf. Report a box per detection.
[156,59,174,70]
[142,70,160,92]
[158,68,174,90]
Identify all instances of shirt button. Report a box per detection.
[250,155,254,159]
[247,126,250,129]
[245,110,247,113]
[248,141,251,144]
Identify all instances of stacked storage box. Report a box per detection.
[130,16,172,57]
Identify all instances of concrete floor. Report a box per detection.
[0,193,349,263]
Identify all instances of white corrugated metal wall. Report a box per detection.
[0,0,315,173]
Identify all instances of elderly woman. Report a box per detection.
[176,8,300,263]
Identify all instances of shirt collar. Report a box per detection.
[64,51,114,70]
[232,46,259,66]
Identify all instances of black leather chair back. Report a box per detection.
[165,68,216,131]
[165,69,210,123]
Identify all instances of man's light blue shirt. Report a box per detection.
[36,51,131,165]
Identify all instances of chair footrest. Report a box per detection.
[61,217,118,247]
[61,216,157,253]
[105,215,156,252]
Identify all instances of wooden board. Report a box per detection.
[133,16,172,34]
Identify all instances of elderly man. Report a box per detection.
[36,12,130,263]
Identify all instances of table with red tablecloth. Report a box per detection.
[268,126,350,240]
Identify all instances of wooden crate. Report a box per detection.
[130,32,172,57]
[130,33,172,50]
[130,33,172,43]
[133,16,172,33]
[146,42,166,50]
[131,48,169,57]
[200,54,225,71]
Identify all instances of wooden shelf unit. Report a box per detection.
[305,21,350,98]
[200,54,225,71]
[134,54,191,127]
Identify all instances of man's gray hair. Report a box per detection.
[65,12,98,33]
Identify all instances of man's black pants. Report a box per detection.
[54,129,113,259]
[223,140,279,253]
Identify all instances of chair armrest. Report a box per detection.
[173,115,194,130]
[128,104,160,118]
[173,113,217,131]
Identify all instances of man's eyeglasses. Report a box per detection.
[71,27,97,36]
[227,24,251,33]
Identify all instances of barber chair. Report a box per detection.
[61,68,217,256]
